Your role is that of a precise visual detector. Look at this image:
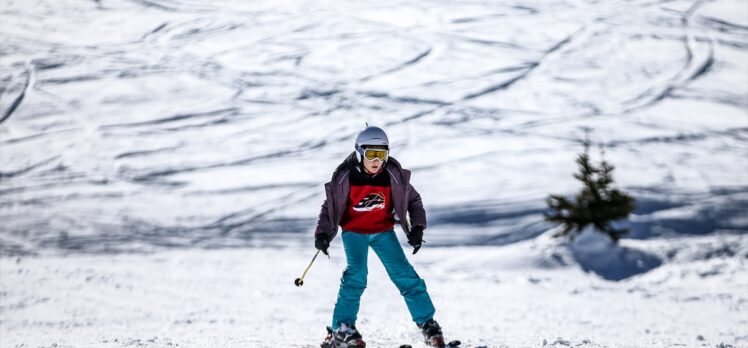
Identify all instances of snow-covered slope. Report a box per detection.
[1,233,746,347]
[1,0,746,253]
[1,0,747,346]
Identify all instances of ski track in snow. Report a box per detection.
[0,0,747,346]
[0,0,745,255]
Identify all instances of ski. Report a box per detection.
[399,339,461,348]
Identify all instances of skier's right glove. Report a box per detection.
[407,225,424,255]
[315,233,330,255]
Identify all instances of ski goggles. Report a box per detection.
[362,148,388,162]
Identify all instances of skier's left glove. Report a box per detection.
[407,225,424,254]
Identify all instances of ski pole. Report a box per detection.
[294,250,321,287]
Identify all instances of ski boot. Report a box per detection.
[320,322,366,348]
[418,319,460,348]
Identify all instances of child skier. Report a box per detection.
[314,126,452,348]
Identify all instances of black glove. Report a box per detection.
[315,234,330,255]
[407,225,424,254]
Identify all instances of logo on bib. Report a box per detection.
[353,193,386,212]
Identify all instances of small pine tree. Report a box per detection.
[545,136,636,242]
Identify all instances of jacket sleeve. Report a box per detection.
[407,183,427,229]
[314,182,334,238]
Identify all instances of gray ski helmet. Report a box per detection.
[355,126,389,149]
[355,126,389,160]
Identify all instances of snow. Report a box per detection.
[1,0,747,346]
[1,234,746,347]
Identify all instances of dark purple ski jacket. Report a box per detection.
[314,152,427,241]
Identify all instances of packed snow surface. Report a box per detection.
[0,0,746,347]
[2,234,747,347]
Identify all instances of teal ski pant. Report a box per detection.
[331,230,435,329]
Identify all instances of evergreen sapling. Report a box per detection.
[545,137,636,242]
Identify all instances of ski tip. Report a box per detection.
[447,340,461,347]
[399,345,413,348]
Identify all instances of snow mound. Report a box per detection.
[441,226,665,281]
[569,227,662,281]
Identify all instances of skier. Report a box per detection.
[315,126,452,348]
